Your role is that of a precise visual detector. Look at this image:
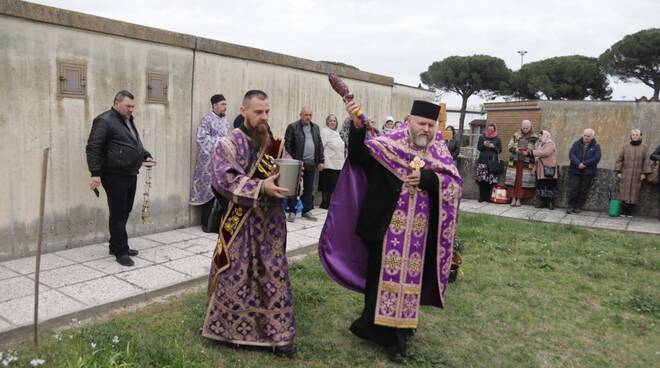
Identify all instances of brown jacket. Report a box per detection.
[532,140,558,180]
[615,143,652,204]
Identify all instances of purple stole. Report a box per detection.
[365,130,462,328]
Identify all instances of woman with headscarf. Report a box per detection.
[505,120,538,207]
[474,122,502,202]
[318,114,346,209]
[444,126,461,165]
[615,129,652,217]
[382,116,396,135]
[532,130,558,209]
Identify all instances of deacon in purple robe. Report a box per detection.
[201,90,297,357]
[190,94,231,232]
[319,100,463,363]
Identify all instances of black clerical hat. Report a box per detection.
[410,100,440,121]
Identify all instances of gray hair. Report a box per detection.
[584,128,595,136]
[114,90,134,103]
[521,120,532,128]
[630,128,641,136]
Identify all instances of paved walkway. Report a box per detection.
[0,209,327,342]
[459,199,660,234]
[1,201,658,342]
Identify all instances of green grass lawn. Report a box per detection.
[3,213,659,367]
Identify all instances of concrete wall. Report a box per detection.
[484,100,660,169]
[0,14,194,260]
[538,101,660,169]
[0,2,433,261]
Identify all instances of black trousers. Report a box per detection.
[287,164,316,214]
[200,199,214,232]
[478,181,493,202]
[621,202,635,216]
[350,240,411,351]
[101,174,137,257]
[567,173,594,209]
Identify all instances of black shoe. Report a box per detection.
[385,345,405,364]
[573,208,582,214]
[273,344,296,358]
[115,254,134,267]
[566,208,573,214]
[109,249,139,256]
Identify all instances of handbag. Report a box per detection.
[543,165,556,178]
[487,157,505,175]
[490,185,510,204]
[607,187,621,217]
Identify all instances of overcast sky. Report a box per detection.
[30,0,660,108]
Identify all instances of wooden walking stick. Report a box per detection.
[33,147,49,346]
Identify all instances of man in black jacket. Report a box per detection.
[86,90,153,266]
[284,107,324,222]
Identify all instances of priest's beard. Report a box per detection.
[409,128,431,148]
[248,120,271,150]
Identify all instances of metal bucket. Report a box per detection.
[274,159,302,197]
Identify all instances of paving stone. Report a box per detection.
[130,237,167,250]
[1,254,74,275]
[575,210,602,218]
[0,265,19,281]
[292,227,323,240]
[162,255,212,277]
[591,217,630,231]
[176,226,207,237]
[459,200,488,210]
[626,219,660,234]
[59,276,143,305]
[500,208,539,220]
[530,211,567,223]
[54,243,108,263]
[0,276,49,303]
[169,237,216,251]
[115,265,188,290]
[309,208,327,216]
[286,221,307,231]
[287,233,318,252]
[84,256,153,275]
[0,290,84,326]
[134,245,193,264]
[37,264,106,288]
[472,204,510,216]
[560,215,598,227]
[142,230,201,244]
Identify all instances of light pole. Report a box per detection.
[517,50,528,68]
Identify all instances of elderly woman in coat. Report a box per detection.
[505,120,538,207]
[532,130,558,209]
[615,129,652,217]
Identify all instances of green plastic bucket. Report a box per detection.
[608,199,621,217]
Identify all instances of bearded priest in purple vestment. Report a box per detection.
[201,90,297,357]
[190,94,231,232]
[319,99,463,364]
